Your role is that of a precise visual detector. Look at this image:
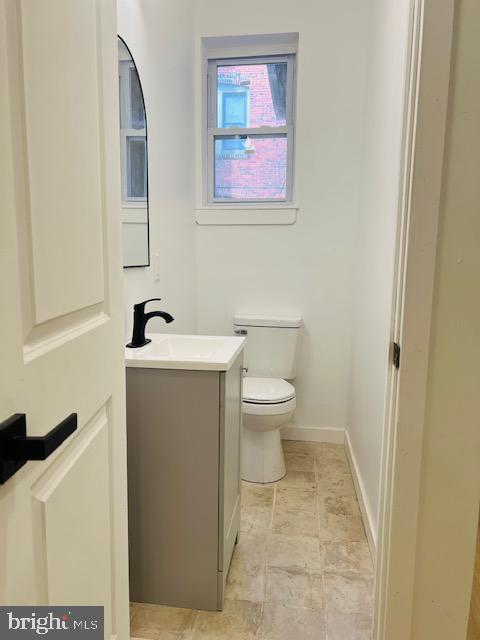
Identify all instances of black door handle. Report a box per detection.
[0,413,77,484]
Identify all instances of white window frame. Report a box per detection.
[119,60,147,207]
[206,54,296,206]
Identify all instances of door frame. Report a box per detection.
[374,0,456,638]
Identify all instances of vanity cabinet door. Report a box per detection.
[218,352,243,604]
[127,367,221,611]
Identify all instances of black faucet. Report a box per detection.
[126,298,174,348]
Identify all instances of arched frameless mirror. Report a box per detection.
[118,36,150,268]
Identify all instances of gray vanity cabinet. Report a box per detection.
[126,352,243,611]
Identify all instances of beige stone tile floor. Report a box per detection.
[130,440,374,640]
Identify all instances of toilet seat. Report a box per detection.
[243,377,296,417]
[243,396,296,416]
[243,377,295,404]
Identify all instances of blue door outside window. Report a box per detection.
[222,92,247,150]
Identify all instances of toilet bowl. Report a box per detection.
[234,314,302,484]
[242,377,296,483]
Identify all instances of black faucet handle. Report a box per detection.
[134,298,163,312]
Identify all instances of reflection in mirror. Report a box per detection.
[118,36,150,268]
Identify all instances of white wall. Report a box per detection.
[118,0,197,338]
[194,0,371,433]
[347,0,411,537]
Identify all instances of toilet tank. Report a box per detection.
[233,315,302,379]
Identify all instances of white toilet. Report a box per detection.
[234,314,302,484]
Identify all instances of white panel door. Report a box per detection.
[0,1,129,638]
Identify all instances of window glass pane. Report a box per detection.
[214,135,287,200]
[130,67,146,129]
[127,137,147,198]
[217,62,287,128]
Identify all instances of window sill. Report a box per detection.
[121,209,148,224]
[122,202,147,209]
[195,206,298,226]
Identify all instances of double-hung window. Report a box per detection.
[119,57,147,205]
[207,54,295,204]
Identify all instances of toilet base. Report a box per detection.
[242,426,286,484]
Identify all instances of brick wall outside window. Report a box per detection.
[215,64,288,200]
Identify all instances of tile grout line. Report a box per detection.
[315,446,328,637]
[259,473,277,635]
[263,482,274,606]
[314,449,323,576]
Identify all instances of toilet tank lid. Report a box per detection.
[234,314,303,328]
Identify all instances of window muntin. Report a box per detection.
[207,54,295,204]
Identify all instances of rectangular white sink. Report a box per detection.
[125,333,246,371]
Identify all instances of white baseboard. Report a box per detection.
[345,431,377,563]
[281,424,345,444]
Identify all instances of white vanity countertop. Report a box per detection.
[125,333,246,371]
